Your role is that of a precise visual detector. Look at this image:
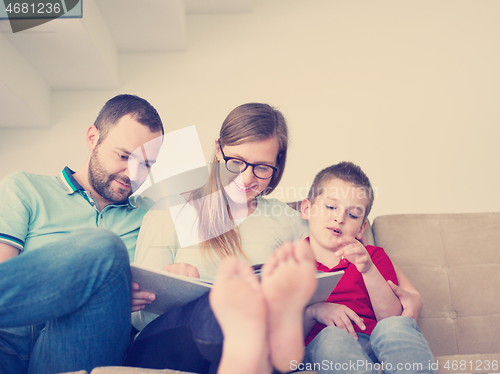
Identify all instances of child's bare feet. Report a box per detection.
[261,240,318,372]
[209,257,272,374]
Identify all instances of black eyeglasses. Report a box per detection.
[218,140,278,180]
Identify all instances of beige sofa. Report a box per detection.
[369,212,500,373]
[66,212,500,374]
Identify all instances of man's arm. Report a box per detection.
[0,172,31,264]
[391,264,423,322]
[0,242,20,263]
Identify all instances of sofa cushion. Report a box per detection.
[372,212,500,357]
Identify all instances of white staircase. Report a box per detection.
[0,0,254,128]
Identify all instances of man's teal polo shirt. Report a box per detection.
[0,167,150,261]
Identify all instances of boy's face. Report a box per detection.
[301,178,369,252]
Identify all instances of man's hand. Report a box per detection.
[131,282,156,312]
[388,280,423,322]
[163,263,200,278]
[130,264,199,312]
[306,302,365,340]
[335,237,373,274]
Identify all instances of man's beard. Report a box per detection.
[88,148,132,205]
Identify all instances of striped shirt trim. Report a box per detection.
[126,196,136,209]
[58,167,82,194]
[0,233,24,251]
[57,167,136,209]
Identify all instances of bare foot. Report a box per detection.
[209,257,272,374]
[260,240,318,373]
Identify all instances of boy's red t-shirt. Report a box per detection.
[305,243,399,346]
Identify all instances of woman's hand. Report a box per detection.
[163,263,200,278]
[306,302,366,340]
[131,282,156,312]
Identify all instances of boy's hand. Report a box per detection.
[307,302,365,340]
[335,236,373,274]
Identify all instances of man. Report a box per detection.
[0,94,163,374]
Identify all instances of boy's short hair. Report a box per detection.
[307,161,374,221]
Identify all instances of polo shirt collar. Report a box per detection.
[316,258,350,273]
[58,167,83,194]
[57,167,137,209]
[305,236,351,273]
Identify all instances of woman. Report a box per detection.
[127,103,422,372]
[131,102,308,284]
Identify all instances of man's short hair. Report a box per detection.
[93,94,164,144]
[307,161,374,221]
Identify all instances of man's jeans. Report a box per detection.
[0,229,132,374]
[303,316,436,374]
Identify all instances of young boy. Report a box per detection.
[299,161,435,374]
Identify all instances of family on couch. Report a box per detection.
[0,94,434,374]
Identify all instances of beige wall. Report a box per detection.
[1,0,499,219]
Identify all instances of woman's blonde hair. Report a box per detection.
[190,103,288,262]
